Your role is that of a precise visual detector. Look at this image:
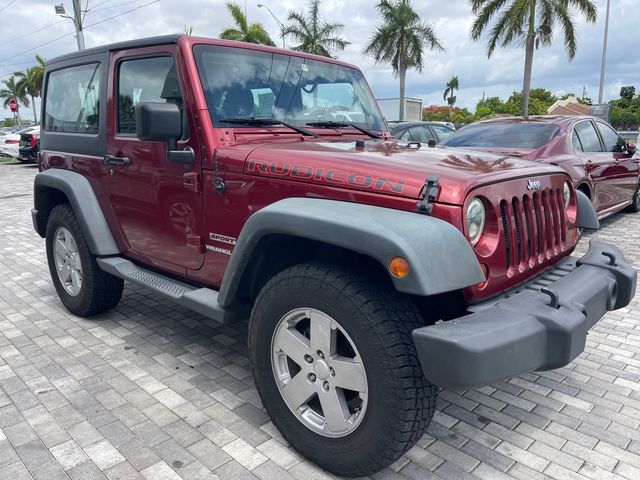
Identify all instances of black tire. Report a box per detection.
[46,204,123,316]
[249,262,437,477]
[625,183,640,213]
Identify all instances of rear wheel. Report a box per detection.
[249,262,437,477]
[46,204,123,316]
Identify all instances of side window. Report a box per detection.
[399,129,413,141]
[596,122,626,153]
[572,130,583,152]
[118,56,183,135]
[432,125,454,141]
[574,121,602,153]
[44,63,100,133]
[409,126,435,143]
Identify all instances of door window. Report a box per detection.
[431,125,454,141]
[596,122,626,153]
[408,126,435,143]
[572,130,583,151]
[574,122,602,152]
[118,56,184,135]
[44,63,100,133]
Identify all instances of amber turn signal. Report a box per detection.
[389,257,410,278]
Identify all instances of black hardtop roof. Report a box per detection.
[47,34,181,66]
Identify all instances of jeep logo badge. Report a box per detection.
[527,179,541,191]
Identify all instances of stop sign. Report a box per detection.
[8,99,17,112]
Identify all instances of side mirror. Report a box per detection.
[135,102,194,167]
[627,142,637,157]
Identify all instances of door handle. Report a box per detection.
[103,155,130,166]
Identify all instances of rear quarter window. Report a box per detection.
[44,63,101,134]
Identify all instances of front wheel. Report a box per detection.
[625,183,640,213]
[46,204,124,316]
[249,262,437,477]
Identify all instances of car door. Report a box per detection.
[103,46,204,271]
[594,121,640,207]
[572,119,617,214]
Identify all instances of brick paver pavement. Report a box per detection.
[1,162,639,480]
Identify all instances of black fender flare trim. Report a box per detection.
[33,169,119,256]
[218,198,484,306]
[576,189,599,230]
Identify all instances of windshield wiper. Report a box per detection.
[305,121,382,139]
[219,117,318,137]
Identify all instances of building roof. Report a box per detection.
[547,97,590,116]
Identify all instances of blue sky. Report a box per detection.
[2,0,637,118]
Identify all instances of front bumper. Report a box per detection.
[413,240,637,388]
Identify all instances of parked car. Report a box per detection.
[32,36,636,477]
[18,126,40,163]
[0,126,39,159]
[442,116,640,219]
[389,120,455,143]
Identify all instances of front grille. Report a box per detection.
[499,187,567,274]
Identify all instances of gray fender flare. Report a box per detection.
[218,198,484,306]
[33,169,119,256]
[576,189,599,230]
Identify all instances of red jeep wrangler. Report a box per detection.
[32,35,636,476]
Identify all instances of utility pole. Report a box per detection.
[55,3,85,50]
[597,0,610,104]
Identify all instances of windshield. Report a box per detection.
[443,123,560,149]
[193,44,385,132]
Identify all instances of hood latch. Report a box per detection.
[416,176,440,215]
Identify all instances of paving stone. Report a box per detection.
[84,440,126,470]
[2,165,640,479]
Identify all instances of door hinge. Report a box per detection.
[182,172,200,192]
[186,234,205,253]
[416,175,440,215]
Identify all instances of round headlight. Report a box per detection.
[466,197,486,246]
[563,181,571,208]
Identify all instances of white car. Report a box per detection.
[0,126,38,158]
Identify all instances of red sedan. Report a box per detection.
[442,115,640,218]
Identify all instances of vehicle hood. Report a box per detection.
[242,139,564,205]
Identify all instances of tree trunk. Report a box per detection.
[31,95,37,124]
[521,1,537,118]
[520,34,535,117]
[399,60,406,121]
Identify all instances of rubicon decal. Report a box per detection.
[247,159,406,194]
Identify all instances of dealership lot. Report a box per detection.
[0,163,639,480]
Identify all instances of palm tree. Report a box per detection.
[364,0,444,121]
[15,66,42,124]
[469,0,597,117]
[220,2,275,46]
[0,76,29,126]
[443,75,459,118]
[282,0,349,57]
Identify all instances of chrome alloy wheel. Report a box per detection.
[53,227,83,296]
[271,308,368,438]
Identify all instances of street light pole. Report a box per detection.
[55,2,85,51]
[597,0,611,104]
[257,4,285,49]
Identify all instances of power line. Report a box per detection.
[0,0,160,65]
[0,20,65,49]
[89,0,147,13]
[84,0,160,27]
[0,0,17,14]
[0,31,75,64]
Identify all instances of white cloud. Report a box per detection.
[1,0,636,117]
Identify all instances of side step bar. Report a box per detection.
[96,257,249,323]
